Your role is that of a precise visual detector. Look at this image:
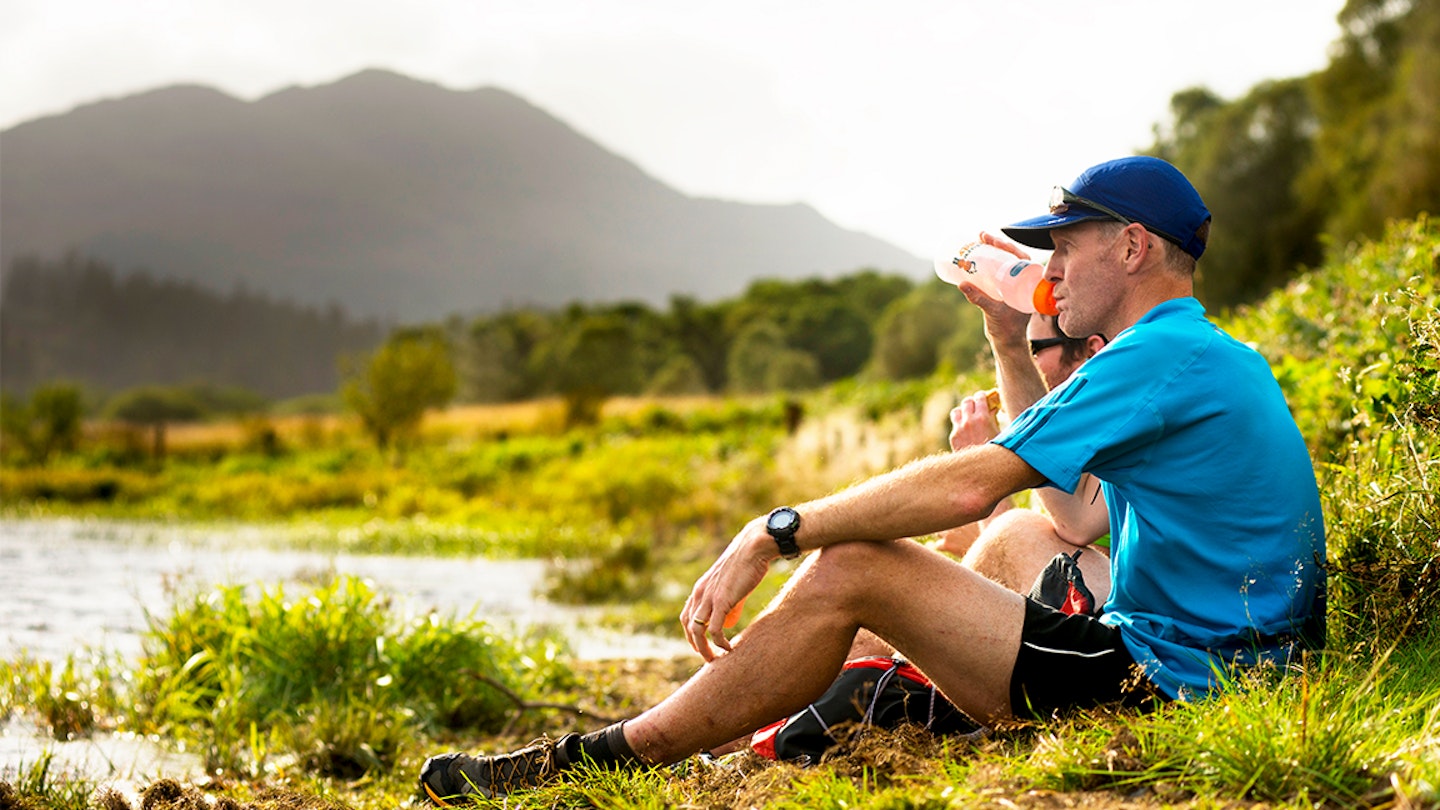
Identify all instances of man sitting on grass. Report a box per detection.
[742,306,1113,762]
[839,307,1112,664]
[933,307,1113,593]
[418,155,1327,804]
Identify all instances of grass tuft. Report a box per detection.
[1,753,97,810]
[127,574,573,776]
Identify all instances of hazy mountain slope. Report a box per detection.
[1,69,923,321]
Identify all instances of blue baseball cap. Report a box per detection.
[1002,156,1212,260]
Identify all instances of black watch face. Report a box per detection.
[768,508,798,534]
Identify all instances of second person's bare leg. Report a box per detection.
[962,509,1111,604]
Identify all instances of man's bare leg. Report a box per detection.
[845,629,898,659]
[848,508,1108,662]
[621,539,1026,765]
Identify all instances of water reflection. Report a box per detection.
[0,518,689,663]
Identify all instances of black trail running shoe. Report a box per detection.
[418,734,577,805]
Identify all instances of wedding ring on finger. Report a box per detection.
[692,617,709,627]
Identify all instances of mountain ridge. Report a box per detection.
[1,69,924,322]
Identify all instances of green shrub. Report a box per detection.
[1225,216,1439,457]
[0,653,125,741]
[1224,217,1440,650]
[0,383,85,466]
[130,574,572,774]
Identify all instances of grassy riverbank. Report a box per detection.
[3,584,1437,809]
[3,218,1438,807]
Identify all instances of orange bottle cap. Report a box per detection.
[1033,279,1058,316]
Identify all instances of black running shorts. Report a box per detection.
[1009,598,1167,720]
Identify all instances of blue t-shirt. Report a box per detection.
[995,297,1326,699]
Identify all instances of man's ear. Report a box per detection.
[1120,223,1152,272]
[1084,333,1109,357]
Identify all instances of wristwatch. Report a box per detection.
[766,506,802,559]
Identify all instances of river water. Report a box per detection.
[0,518,690,663]
[0,518,692,791]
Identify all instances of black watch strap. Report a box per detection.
[766,506,802,559]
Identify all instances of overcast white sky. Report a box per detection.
[2,1,1347,260]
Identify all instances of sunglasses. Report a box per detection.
[1029,337,1068,356]
[1049,186,1133,225]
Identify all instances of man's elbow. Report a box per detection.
[943,445,1041,527]
[947,481,1012,526]
[1049,508,1110,547]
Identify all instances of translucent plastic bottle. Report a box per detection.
[935,241,1058,315]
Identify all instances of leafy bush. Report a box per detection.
[1224,216,1439,454]
[0,383,86,465]
[130,574,571,775]
[1224,216,1440,649]
[342,331,457,452]
[646,355,710,396]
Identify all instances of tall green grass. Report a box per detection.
[1021,630,1439,805]
[0,651,128,741]
[127,574,573,776]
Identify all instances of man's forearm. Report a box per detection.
[991,335,1049,418]
[795,445,1043,550]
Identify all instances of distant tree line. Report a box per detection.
[1149,0,1439,308]
[449,272,988,409]
[0,253,387,399]
[0,378,276,464]
[0,264,995,462]
[0,251,995,451]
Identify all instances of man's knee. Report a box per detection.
[985,508,1055,539]
[960,536,1014,589]
[962,509,1060,592]
[795,540,930,608]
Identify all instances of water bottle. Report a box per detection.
[935,241,1058,315]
